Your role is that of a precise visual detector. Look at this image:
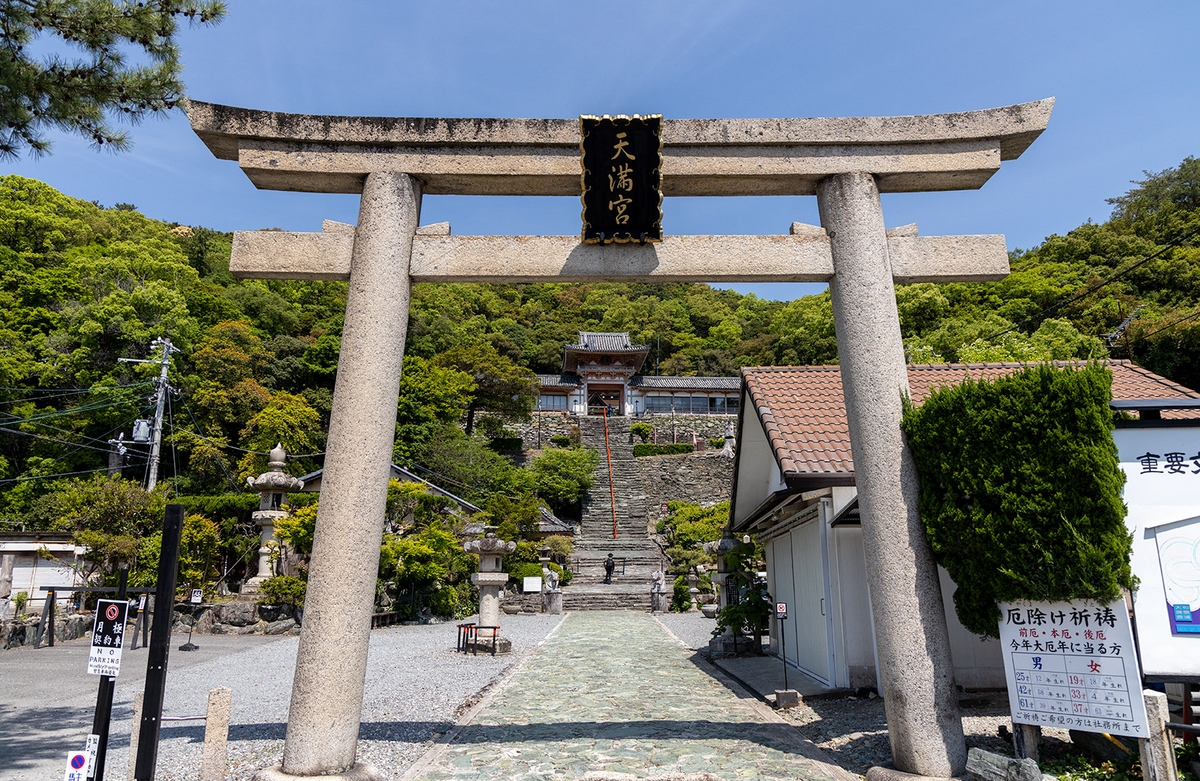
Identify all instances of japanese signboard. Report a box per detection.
[580,114,663,244]
[190,588,203,604]
[1113,427,1200,677]
[87,599,127,677]
[776,602,788,620]
[64,751,89,781]
[999,600,1148,738]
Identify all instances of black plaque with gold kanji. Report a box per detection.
[580,114,663,244]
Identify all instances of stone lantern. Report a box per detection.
[463,526,515,654]
[243,444,304,594]
[704,533,741,655]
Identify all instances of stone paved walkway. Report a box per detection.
[413,612,858,780]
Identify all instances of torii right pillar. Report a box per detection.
[820,171,964,777]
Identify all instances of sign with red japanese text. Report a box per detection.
[87,599,127,677]
[999,600,1148,738]
[1113,427,1200,678]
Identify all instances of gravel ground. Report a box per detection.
[91,613,564,781]
[654,612,719,652]
[655,611,1073,778]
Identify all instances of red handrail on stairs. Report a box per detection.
[602,406,617,539]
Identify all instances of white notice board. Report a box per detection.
[998,600,1148,738]
[1113,427,1200,677]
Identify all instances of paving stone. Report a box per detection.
[416,611,854,780]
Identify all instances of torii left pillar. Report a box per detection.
[257,172,420,781]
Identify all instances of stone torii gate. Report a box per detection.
[186,98,1053,781]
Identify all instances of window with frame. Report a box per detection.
[538,394,568,410]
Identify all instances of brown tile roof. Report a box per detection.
[743,361,1200,480]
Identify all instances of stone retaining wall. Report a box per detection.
[636,413,737,443]
[172,601,301,636]
[2,613,91,650]
[510,414,580,451]
[637,452,735,522]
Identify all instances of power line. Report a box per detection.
[0,462,147,485]
[1137,308,1200,340]
[0,425,116,454]
[984,227,1200,342]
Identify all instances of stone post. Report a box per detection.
[818,171,966,777]
[261,173,421,781]
[0,554,13,619]
[1139,689,1178,781]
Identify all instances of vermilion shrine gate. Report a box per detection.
[187,98,1053,781]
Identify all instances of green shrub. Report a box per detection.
[550,435,572,448]
[630,422,653,443]
[257,575,307,607]
[426,584,458,618]
[713,580,773,643]
[708,437,725,449]
[633,443,694,457]
[487,437,524,452]
[901,363,1133,638]
[509,563,545,583]
[13,591,28,614]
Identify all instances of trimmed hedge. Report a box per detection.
[633,443,695,457]
[549,435,572,448]
[901,363,1133,638]
[487,437,524,452]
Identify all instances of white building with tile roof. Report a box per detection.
[536,332,740,416]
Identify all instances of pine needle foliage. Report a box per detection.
[0,0,225,158]
[900,363,1133,638]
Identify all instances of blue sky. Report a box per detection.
[5,1,1198,300]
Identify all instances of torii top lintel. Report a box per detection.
[185,98,1053,197]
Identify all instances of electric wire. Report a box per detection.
[178,399,244,493]
[982,227,1200,343]
[1136,308,1200,340]
[0,462,148,485]
[0,425,116,454]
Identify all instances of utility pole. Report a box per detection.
[118,337,180,491]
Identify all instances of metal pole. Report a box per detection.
[780,616,788,692]
[90,565,128,781]
[135,504,184,781]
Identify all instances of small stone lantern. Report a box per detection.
[243,444,304,595]
[463,526,516,654]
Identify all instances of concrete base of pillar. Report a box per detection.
[465,636,512,655]
[866,766,957,781]
[542,590,562,615]
[253,762,385,781]
[650,592,669,613]
[707,635,753,657]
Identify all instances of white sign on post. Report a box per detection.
[998,599,1149,738]
[523,577,542,594]
[190,588,203,604]
[83,734,99,779]
[87,599,127,677]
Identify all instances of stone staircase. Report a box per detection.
[564,415,664,611]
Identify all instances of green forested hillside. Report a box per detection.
[1,157,1198,524]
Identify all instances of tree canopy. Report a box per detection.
[0,0,225,158]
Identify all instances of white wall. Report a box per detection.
[731,407,785,528]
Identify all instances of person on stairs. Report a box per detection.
[603,553,616,584]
